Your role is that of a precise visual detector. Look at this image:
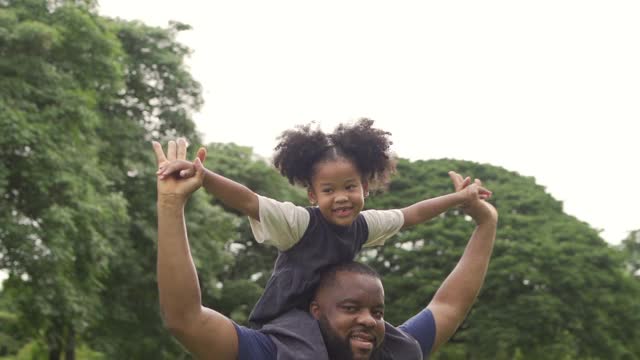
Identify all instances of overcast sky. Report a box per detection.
[99,0,639,245]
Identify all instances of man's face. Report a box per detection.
[310,272,386,360]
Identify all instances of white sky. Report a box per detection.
[99,0,640,245]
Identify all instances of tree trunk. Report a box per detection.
[47,327,62,360]
[64,326,75,360]
[49,348,61,360]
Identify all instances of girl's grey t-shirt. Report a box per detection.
[249,195,404,251]
[248,195,404,324]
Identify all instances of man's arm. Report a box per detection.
[157,140,259,220]
[400,173,491,229]
[426,173,498,353]
[153,140,240,360]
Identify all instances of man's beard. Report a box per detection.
[318,315,385,360]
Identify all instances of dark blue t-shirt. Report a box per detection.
[235,309,436,360]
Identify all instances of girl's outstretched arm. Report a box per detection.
[400,191,466,228]
[400,171,491,228]
[157,138,259,220]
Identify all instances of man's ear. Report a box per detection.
[363,181,369,198]
[309,300,321,320]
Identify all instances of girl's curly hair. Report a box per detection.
[272,118,396,190]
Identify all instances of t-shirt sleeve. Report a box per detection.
[361,209,404,248]
[248,195,310,252]
[398,309,436,357]
[234,323,277,360]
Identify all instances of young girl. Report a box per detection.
[157,118,490,359]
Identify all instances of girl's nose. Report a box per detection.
[335,194,348,203]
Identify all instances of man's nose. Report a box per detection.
[356,311,377,328]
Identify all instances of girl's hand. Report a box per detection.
[448,171,492,205]
[157,160,197,180]
[448,171,498,225]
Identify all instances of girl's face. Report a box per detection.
[308,158,369,227]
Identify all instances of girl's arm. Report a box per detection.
[400,172,491,229]
[200,167,259,220]
[157,142,259,220]
[400,192,466,228]
[158,142,309,251]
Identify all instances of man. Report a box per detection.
[153,140,498,359]
[249,261,437,360]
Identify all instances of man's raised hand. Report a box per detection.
[156,138,207,180]
[152,138,205,198]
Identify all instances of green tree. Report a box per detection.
[1,1,213,358]
[364,158,640,359]
[621,230,640,277]
[0,1,129,358]
[84,15,207,359]
[0,309,22,356]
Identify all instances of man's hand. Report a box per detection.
[152,138,205,199]
[448,171,497,225]
[157,140,207,180]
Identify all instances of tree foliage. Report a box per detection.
[1,1,128,357]
[364,159,640,359]
[621,229,640,277]
[0,0,208,358]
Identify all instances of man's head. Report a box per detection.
[310,262,386,360]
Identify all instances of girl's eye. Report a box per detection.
[343,305,357,313]
[373,310,384,319]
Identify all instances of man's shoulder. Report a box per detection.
[234,323,277,360]
[238,310,327,360]
[260,309,329,359]
[396,309,436,357]
[381,322,424,360]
